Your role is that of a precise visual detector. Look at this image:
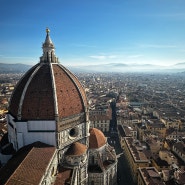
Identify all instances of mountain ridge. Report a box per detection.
[68,62,185,73]
[0,63,32,73]
[0,62,185,73]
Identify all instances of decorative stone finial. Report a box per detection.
[46,28,50,34]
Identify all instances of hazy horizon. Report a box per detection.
[1,61,185,74]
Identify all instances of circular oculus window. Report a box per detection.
[69,127,79,139]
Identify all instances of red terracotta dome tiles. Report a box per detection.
[21,64,55,120]
[53,65,85,119]
[9,64,39,118]
[60,66,88,108]
[9,63,87,121]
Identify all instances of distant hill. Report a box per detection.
[68,62,185,73]
[1,62,185,74]
[0,63,32,73]
[174,62,185,66]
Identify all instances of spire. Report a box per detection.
[40,28,59,63]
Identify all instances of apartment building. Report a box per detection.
[123,137,150,182]
[138,167,165,185]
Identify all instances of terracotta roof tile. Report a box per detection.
[140,168,165,185]
[0,142,55,185]
[54,167,73,185]
[5,144,56,185]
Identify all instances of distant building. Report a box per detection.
[172,141,185,163]
[145,119,166,138]
[161,117,181,130]
[138,167,165,185]
[166,130,185,140]
[123,137,150,182]
[145,136,163,155]
[159,150,178,165]
[118,124,137,139]
[89,106,112,133]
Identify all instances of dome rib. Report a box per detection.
[18,65,41,120]
[50,63,59,119]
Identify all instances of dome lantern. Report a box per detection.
[40,28,59,63]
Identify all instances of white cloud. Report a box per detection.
[90,55,106,60]
[108,55,117,59]
[89,55,117,60]
[127,54,143,58]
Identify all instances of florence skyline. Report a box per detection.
[1,0,185,68]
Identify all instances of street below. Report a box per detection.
[109,100,136,185]
[108,135,136,185]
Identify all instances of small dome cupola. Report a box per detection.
[89,128,106,149]
[65,142,87,166]
[40,28,59,63]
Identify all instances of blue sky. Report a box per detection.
[1,0,185,66]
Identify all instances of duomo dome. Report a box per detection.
[9,28,88,123]
[0,29,117,185]
[6,29,89,151]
